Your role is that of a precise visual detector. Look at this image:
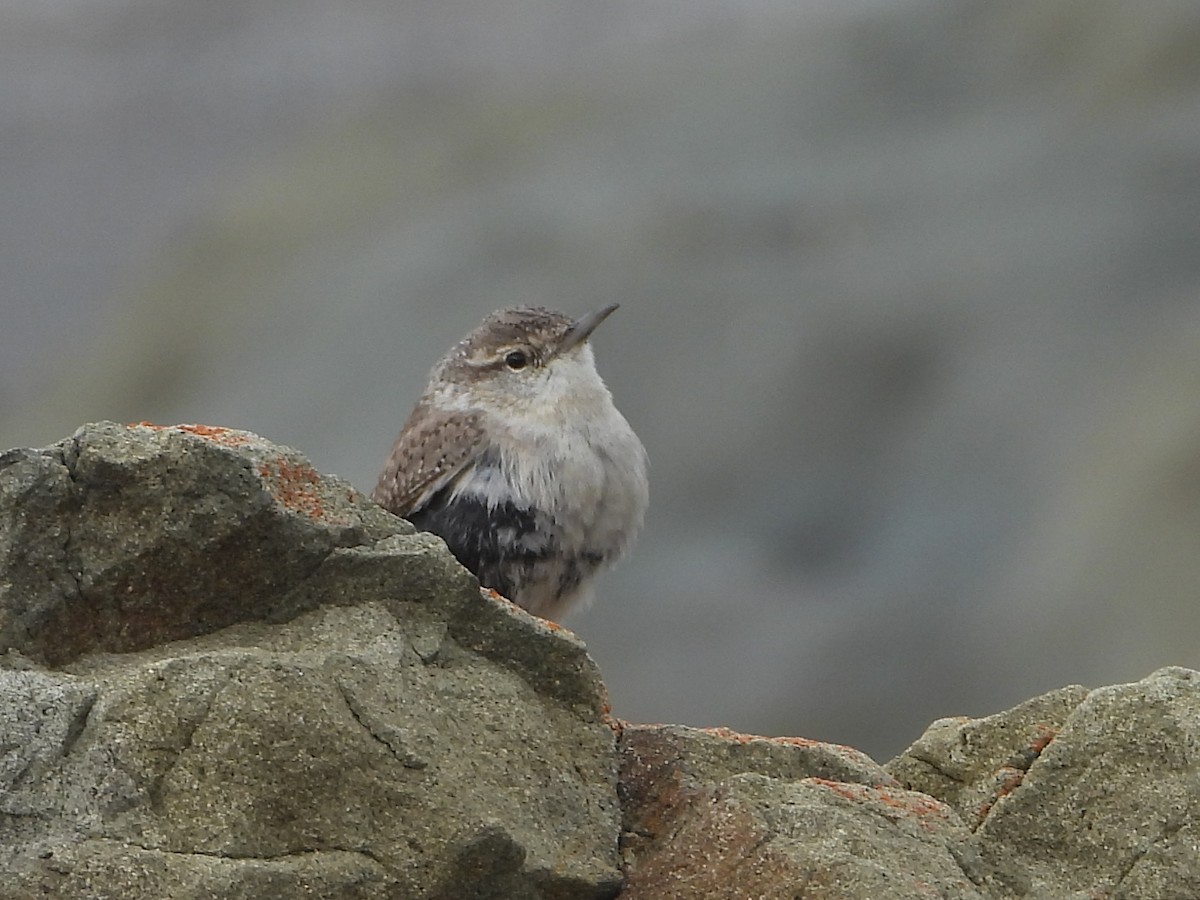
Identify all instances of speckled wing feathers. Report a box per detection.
[371,402,484,516]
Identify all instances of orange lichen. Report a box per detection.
[810,777,867,802]
[129,422,254,446]
[770,735,824,748]
[699,726,862,754]
[972,728,1059,827]
[178,424,254,446]
[178,424,233,437]
[870,787,951,822]
[701,726,822,747]
[481,587,517,609]
[809,778,952,831]
[258,459,327,519]
[996,725,1057,794]
[700,726,763,745]
[1029,724,1057,754]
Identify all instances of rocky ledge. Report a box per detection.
[1,423,1197,899]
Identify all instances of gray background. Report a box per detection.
[4,0,1200,759]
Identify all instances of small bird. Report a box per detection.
[372,305,648,620]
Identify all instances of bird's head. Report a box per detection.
[429,305,621,419]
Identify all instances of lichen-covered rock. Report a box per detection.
[886,684,1091,831]
[0,421,429,663]
[0,423,621,899]
[619,670,1200,899]
[7,423,1200,899]
[617,723,984,899]
[889,667,1200,898]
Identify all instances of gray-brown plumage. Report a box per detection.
[373,305,648,620]
[374,403,484,515]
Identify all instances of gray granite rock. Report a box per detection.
[889,667,1200,899]
[619,669,1200,899]
[886,684,1092,831]
[0,420,434,663]
[618,723,983,899]
[6,423,1200,899]
[0,423,621,899]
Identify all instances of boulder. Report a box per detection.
[889,667,1200,898]
[617,669,1200,899]
[0,422,621,899]
[617,723,983,899]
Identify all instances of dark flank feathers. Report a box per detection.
[409,490,551,602]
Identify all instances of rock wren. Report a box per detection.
[372,305,648,620]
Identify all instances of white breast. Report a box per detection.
[455,346,649,561]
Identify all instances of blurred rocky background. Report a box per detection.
[3,0,1200,759]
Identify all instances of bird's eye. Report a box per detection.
[504,350,529,370]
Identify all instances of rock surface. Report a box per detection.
[888,667,1200,899]
[618,670,1200,899]
[617,723,980,899]
[0,422,621,899]
[3,423,1200,898]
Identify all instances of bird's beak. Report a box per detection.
[558,304,620,354]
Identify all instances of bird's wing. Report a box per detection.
[371,402,486,517]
